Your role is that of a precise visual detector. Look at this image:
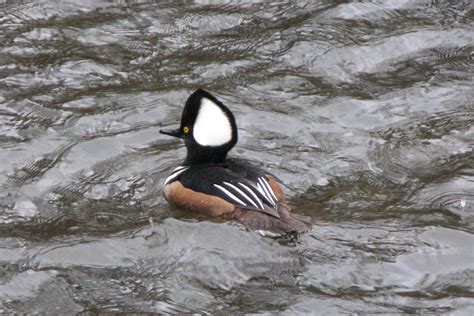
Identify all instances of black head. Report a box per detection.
[160,89,238,165]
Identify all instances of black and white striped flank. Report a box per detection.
[213,177,279,214]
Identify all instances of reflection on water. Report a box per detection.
[1,1,473,314]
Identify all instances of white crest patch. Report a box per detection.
[193,98,232,146]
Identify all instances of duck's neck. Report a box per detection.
[184,148,228,165]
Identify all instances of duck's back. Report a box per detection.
[164,159,311,236]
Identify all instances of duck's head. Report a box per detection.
[160,89,238,165]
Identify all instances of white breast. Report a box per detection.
[193,98,232,146]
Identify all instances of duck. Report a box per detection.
[160,89,311,236]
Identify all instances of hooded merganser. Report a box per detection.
[160,89,311,236]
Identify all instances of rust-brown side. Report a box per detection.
[266,175,288,205]
[164,181,235,216]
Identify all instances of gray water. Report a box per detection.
[1,1,473,314]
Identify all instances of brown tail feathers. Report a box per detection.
[229,203,312,237]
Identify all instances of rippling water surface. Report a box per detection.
[1,1,473,313]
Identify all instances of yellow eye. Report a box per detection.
[183,126,190,134]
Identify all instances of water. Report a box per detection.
[1,1,473,313]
